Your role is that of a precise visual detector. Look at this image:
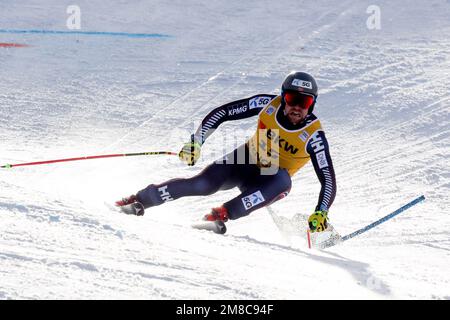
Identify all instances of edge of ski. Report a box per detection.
[192,220,227,234]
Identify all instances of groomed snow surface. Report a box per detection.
[0,0,449,300]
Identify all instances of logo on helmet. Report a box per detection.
[291,79,312,89]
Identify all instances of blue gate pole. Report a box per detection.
[341,195,425,242]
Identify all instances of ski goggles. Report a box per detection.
[283,91,315,109]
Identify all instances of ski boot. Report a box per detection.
[203,206,229,222]
[198,206,228,234]
[115,195,145,216]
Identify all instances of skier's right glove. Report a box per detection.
[179,135,202,166]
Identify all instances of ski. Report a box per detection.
[109,200,226,233]
[118,202,145,216]
[192,220,227,234]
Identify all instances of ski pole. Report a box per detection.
[1,151,178,169]
[340,195,425,241]
[318,195,426,249]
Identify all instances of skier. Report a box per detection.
[116,71,336,233]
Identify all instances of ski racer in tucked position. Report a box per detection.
[116,71,337,233]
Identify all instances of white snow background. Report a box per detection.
[0,0,449,299]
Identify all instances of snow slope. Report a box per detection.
[0,0,449,299]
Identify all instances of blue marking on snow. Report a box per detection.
[0,29,172,38]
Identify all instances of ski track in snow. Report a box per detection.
[0,0,449,299]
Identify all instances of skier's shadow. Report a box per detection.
[229,234,391,297]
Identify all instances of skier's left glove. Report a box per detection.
[179,135,202,166]
[308,210,328,233]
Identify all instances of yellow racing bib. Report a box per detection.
[247,96,322,176]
